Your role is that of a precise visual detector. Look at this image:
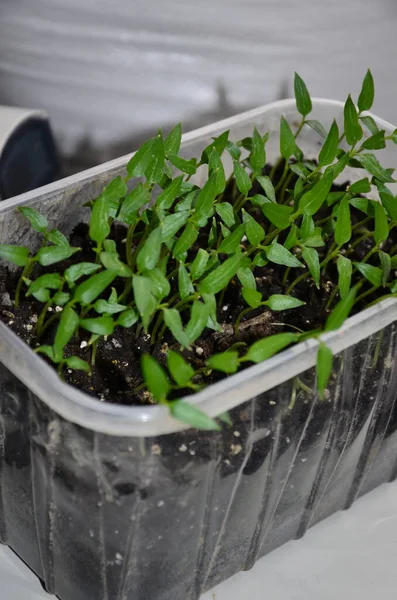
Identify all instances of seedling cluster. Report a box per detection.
[1,70,397,429]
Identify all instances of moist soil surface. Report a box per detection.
[0,172,394,407]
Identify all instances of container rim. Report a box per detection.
[0,98,396,437]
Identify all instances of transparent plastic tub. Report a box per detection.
[1,99,397,600]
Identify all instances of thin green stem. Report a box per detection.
[91,340,99,366]
[15,259,34,308]
[234,307,253,334]
[126,222,138,267]
[354,285,377,305]
[294,117,306,139]
[275,161,290,193]
[287,247,339,295]
[36,301,52,335]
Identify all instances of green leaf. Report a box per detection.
[199,253,242,294]
[242,287,262,308]
[65,262,100,285]
[379,251,391,286]
[257,176,276,202]
[32,288,50,302]
[226,141,241,160]
[325,286,358,331]
[104,240,117,255]
[299,172,333,216]
[200,131,229,165]
[89,195,110,246]
[145,134,165,184]
[360,115,379,135]
[264,294,305,311]
[237,266,256,290]
[117,308,139,328]
[337,255,352,299]
[262,203,292,229]
[209,149,226,195]
[80,316,115,335]
[294,72,312,116]
[156,176,184,211]
[242,333,299,363]
[207,351,240,374]
[64,356,91,372]
[250,127,266,175]
[300,215,315,239]
[102,176,127,203]
[127,138,155,177]
[302,247,320,287]
[100,252,132,277]
[47,229,69,247]
[334,196,351,246]
[27,273,62,296]
[318,120,339,166]
[193,175,218,224]
[93,299,127,314]
[250,194,271,209]
[215,202,235,227]
[306,119,327,138]
[54,306,79,359]
[280,116,299,160]
[164,123,182,156]
[53,291,70,306]
[73,270,116,306]
[242,210,265,246]
[169,154,197,176]
[358,69,375,112]
[163,308,190,347]
[18,207,48,233]
[161,211,190,242]
[37,344,57,361]
[170,400,220,431]
[349,178,371,195]
[316,342,333,399]
[132,275,156,319]
[344,95,363,146]
[118,184,150,224]
[141,354,170,402]
[361,130,386,150]
[354,262,382,287]
[147,268,171,300]
[378,190,397,221]
[233,160,252,196]
[190,249,210,280]
[186,300,210,344]
[178,263,194,299]
[173,223,199,258]
[265,243,303,268]
[218,412,232,426]
[284,224,299,250]
[167,351,195,386]
[357,153,394,183]
[0,244,29,267]
[390,129,397,145]
[36,246,80,266]
[218,223,246,254]
[137,227,162,272]
[374,202,389,244]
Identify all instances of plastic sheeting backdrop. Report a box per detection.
[0,0,397,171]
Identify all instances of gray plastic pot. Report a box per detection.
[1,99,397,600]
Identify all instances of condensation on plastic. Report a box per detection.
[1,100,397,600]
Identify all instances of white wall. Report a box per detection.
[0,0,396,169]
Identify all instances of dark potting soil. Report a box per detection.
[0,172,394,407]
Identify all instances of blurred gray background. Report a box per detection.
[0,0,396,173]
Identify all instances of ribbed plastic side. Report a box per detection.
[1,325,397,600]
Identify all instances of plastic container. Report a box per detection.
[1,99,397,600]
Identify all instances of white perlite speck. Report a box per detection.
[80,341,88,349]
[157,500,165,507]
[112,338,122,349]
[179,444,187,452]
[25,324,33,331]
[55,306,63,312]
[195,346,204,356]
